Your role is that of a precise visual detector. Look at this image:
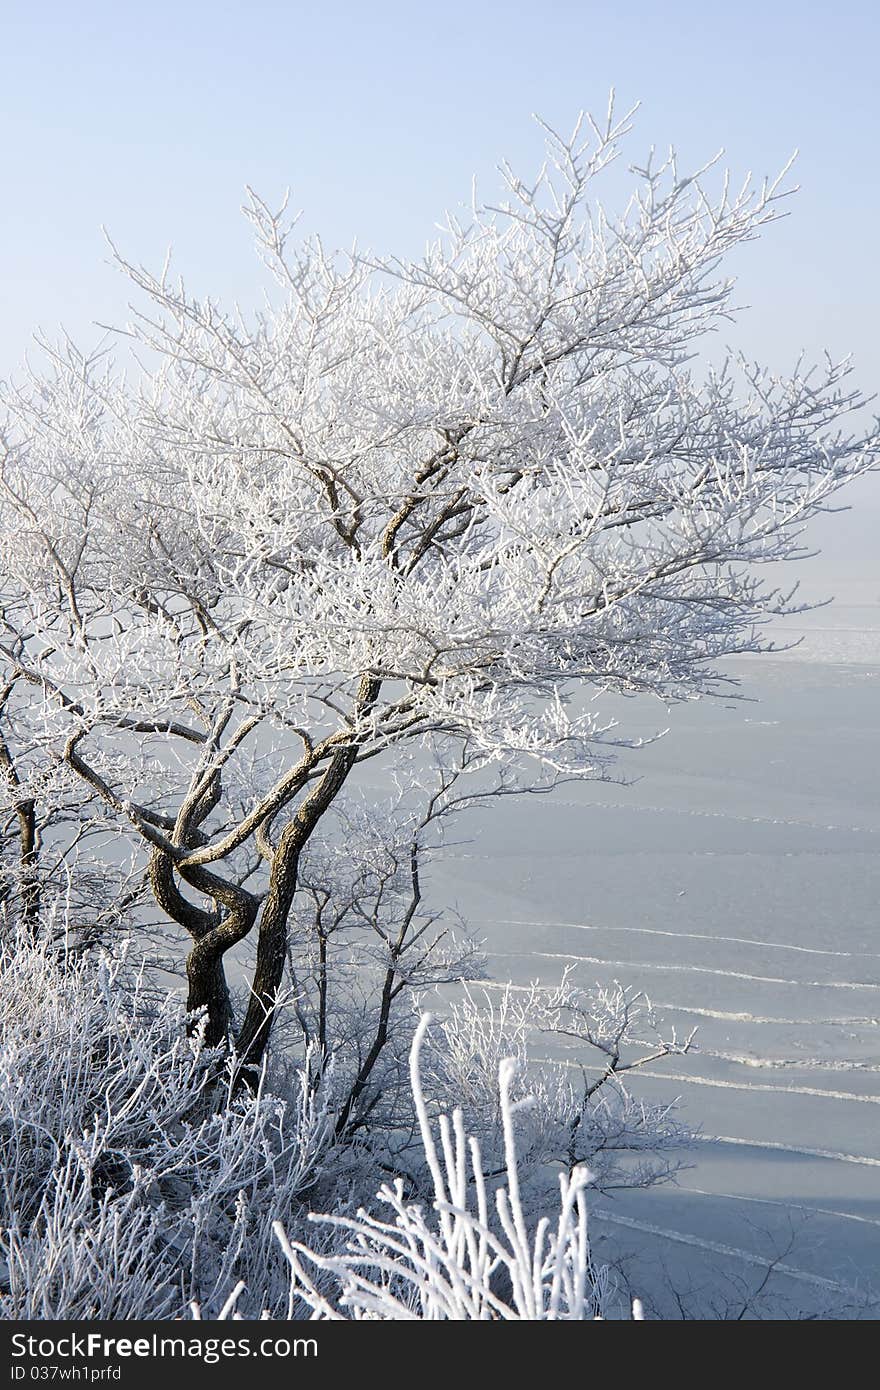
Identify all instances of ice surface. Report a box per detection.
[425,631,880,1315]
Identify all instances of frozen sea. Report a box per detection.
[427,593,880,1317]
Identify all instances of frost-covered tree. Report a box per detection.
[1,100,877,1072]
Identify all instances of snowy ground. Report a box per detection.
[428,596,880,1317]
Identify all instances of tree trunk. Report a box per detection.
[186,939,234,1046]
[235,677,380,1069]
[150,847,256,1049]
[0,726,41,930]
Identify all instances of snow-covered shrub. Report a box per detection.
[420,975,695,1198]
[0,928,690,1320]
[267,1014,644,1320]
[0,930,337,1319]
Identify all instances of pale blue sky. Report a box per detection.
[3,0,878,584]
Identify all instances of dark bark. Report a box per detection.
[233,742,360,1065]
[186,943,234,1045]
[149,767,261,1047]
[0,723,40,929]
[148,849,214,939]
[234,676,381,1069]
[185,904,257,1045]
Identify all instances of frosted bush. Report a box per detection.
[420,975,695,1197]
[269,1014,645,1320]
[0,929,688,1320]
[0,930,336,1319]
